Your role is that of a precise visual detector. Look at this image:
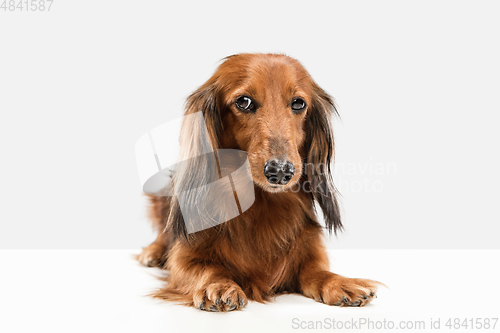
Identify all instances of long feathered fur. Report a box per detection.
[138,54,382,311]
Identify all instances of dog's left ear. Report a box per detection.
[304,83,343,234]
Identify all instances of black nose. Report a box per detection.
[263,159,295,185]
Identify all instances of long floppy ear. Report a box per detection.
[304,83,343,234]
[184,81,223,149]
[166,80,224,241]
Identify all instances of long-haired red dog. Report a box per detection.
[138,53,381,311]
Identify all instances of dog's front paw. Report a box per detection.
[137,243,165,268]
[319,275,382,307]
[193,280,248,312]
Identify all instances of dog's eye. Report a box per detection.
[291,98,306,113]
[235,96,256,112]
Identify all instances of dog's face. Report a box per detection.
[213,54,320,192]
[178,53,342,235]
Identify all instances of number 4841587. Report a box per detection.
[446,318,498,330]
[1,0,54,11]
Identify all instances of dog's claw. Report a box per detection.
[349,300,361,307]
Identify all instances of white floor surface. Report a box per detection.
[1,250,499,333]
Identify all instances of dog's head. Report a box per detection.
[177,53,342,235]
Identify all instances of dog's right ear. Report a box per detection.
[167,80,224,242]
[184,81,223,150]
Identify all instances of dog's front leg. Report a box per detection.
[158,246,248,312]
[298,244,382,307]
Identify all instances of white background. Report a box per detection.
[1,2,500,333]
[1,0,499,249]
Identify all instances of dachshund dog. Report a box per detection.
[138,53,381,311]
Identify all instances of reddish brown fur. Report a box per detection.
[138,54,382,311]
